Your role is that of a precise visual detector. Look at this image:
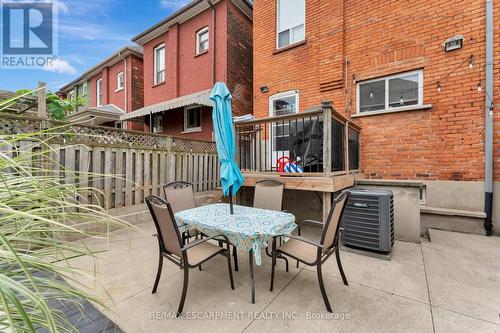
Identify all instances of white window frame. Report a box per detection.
[96,78,103,107]
[196,27,209,55]
[82,82,88,96]
[268,90,299,117]
[183,106,203,133]
[68,90,75,102]
[153,43,165,85]
[268,90,299,170]
[356,70,424,114]
[276,0,306,49]
[116,72,124,91]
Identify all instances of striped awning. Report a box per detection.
[120,89,212,121]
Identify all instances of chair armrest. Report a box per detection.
[296,219,325,227]
[273,234,324,249]
[181,234,228,251]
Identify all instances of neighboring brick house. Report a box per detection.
[60,46,144,131]
[253,0,499,235]
[121,0,253,141]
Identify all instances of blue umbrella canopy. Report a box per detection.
[210,82,245,199]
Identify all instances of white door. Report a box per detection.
[268,91,299,170]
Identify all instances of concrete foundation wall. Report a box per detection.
[355,180,422,244]
[424,181,484,212]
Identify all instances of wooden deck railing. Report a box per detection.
[235,101,361,175]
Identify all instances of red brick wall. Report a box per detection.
[142,1,228,107]
[140,0,251,140]
[253,0,492,181]
[227,0,253,117]
[129,55,145,131]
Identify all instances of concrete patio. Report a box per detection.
[66,222,500,333]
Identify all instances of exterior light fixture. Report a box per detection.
[478,80,482,92]
[436,81,441,93]
[399,95,404,105]
[260,85,269,93]
[444,35,464,52]
[468,55,474,69]
[369,90,374,99]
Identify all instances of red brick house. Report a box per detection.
[252,0,498,235]
[60,46,144,131]
[121,0,253,141]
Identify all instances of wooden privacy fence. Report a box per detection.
[0,114,220,210]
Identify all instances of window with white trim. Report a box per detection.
[357,70,423,113]
[96,78,103,107]
[196,27,209,54]
[152,115,162,133]
[68,90,75,101]
[184,106,202,132]
[154,44,165,85]
[82,82,88,96]
[116,72,124,91]
[277,0,305,49]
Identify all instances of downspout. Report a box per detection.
[123,56,128,129]
[484,0,494,236]
[206,0,216,85]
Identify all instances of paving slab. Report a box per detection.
[423,230,500,324]
[244,269,434,333]
[108,251,299,333]
[300,226,429,304]
[432,306,500,333]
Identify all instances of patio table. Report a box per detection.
[175,203,296,303]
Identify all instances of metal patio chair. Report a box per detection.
[252,179,289,271]
[269,191,350,312]
[163,181,199,244]
[146,196,234,317]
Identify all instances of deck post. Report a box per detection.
[321,101,333,222]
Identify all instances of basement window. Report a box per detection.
[196,27,209,54]
[276,0,305,49]
[357,70,423,113]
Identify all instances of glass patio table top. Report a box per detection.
[174,203,296,265]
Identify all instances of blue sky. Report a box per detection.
[0,0,191,92]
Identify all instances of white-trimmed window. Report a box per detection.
[357,70,423,113]
[68,90,75,102]
[154,44,165,85]
[277,0,305,49]
[196,27,209,54]
[152,115,162,133]
[96,78,103,107]
[116,72,124,91]
[184,106,202,132]
[269,90,299,117]
[82,82,88,96]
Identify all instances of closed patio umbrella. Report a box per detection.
[210,82,244,214]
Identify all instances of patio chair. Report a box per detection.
[253,179,289,271]
[163,181,199,244]
[269,191,350,312]
[145,196,234,317]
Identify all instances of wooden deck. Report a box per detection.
[241,171,358,193]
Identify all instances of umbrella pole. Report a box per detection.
[229,185,234,214]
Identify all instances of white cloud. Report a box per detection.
[58,1,69,14]
[43,58,77,74]
[160,0,191,10]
